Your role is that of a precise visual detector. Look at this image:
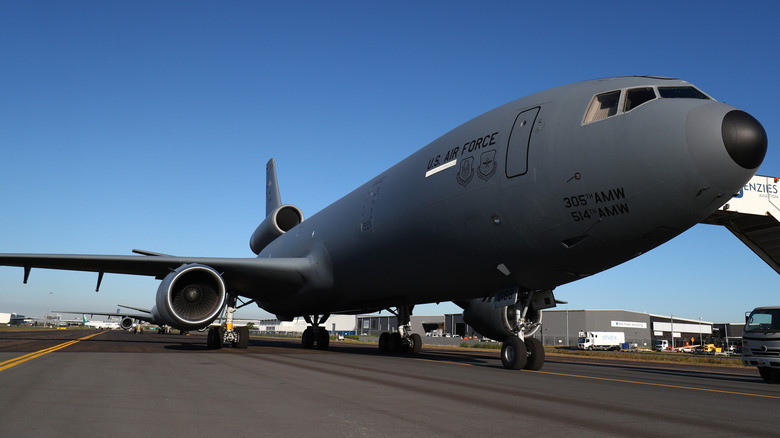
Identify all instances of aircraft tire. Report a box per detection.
[523,337,545,370]
[501,337,527,370]
[302,327,315,349]
[378,332,390,352]
[237,326,249,349]
[759,367,780,384]
[316,329,330,350]
[409,333,422,355]
[389,332,403,353]
[207,327,223,350]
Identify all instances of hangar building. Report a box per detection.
[539,309,714,349]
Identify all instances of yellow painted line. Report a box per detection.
[529,369,780,400]
[416,353,780,400]
[0,331,106,372]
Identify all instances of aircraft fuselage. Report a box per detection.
[257,76,766,317]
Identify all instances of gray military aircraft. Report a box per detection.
[0,76,767,370]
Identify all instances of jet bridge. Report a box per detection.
[701,175,780,274]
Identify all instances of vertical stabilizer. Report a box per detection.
[251,158,303,254]
[266,158,282,217]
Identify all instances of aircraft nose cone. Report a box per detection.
[721,110,767,169]
[686,103,766,193]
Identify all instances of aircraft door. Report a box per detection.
[505,107,540,178]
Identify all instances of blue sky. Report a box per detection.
[1,1,778,323]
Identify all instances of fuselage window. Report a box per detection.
[583,90,621,124]
[658,86,710,100]
[624,87,657,112]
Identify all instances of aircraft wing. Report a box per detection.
[55,310,154,322]
[0,253,314,297]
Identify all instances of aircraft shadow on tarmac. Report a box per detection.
[241,337,507,368]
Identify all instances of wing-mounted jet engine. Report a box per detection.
[459,289,557,370]
[151,263,227,331]
[119,316,135,330]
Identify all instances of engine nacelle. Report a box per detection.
[249,205,304,255]
[120,316,135,330]
[461,290,553,341]
[152,264,227,331]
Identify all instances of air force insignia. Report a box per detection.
[457,157,474,186]
[477,149,497,181]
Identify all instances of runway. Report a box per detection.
[0,329,776,437]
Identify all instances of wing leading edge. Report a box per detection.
[0,253,314,298]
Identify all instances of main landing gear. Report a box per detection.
[500,290,545,370]
[301,314,331,350]
[206,294,250,350]
[500,336,544,370]
[377,305,422,354]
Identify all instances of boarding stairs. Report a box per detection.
[701,175,780,274]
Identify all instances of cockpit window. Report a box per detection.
[583,84,712,125]
[583,90,621,124]
[624,87,656,112]
[658,86,709,99]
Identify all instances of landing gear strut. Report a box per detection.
[206,294,251,350]
[501,290,545,370]
[302,314,330,350]
[377,305,422,354]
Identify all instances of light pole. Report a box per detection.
[670,314,674,350]
[47,292,53,328]
[699,317,702,347]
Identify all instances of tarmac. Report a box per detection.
[1,329,777,437]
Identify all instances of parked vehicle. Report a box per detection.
[742,306,780,383]
[701,344,722,353]
[577,331,625,351]
[655,340,669,351]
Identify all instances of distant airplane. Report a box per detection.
[0,77,767,370]
[55,305,178,335]
[81,314,120,330]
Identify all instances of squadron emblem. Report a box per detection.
[457,157,475,187]
[477,149,497,181]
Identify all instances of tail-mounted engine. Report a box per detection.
[461,289,556,341]
[152,264,227,331]
[249,205,304,254]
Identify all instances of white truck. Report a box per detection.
[742,306,780,383]
[577,331,625,351]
